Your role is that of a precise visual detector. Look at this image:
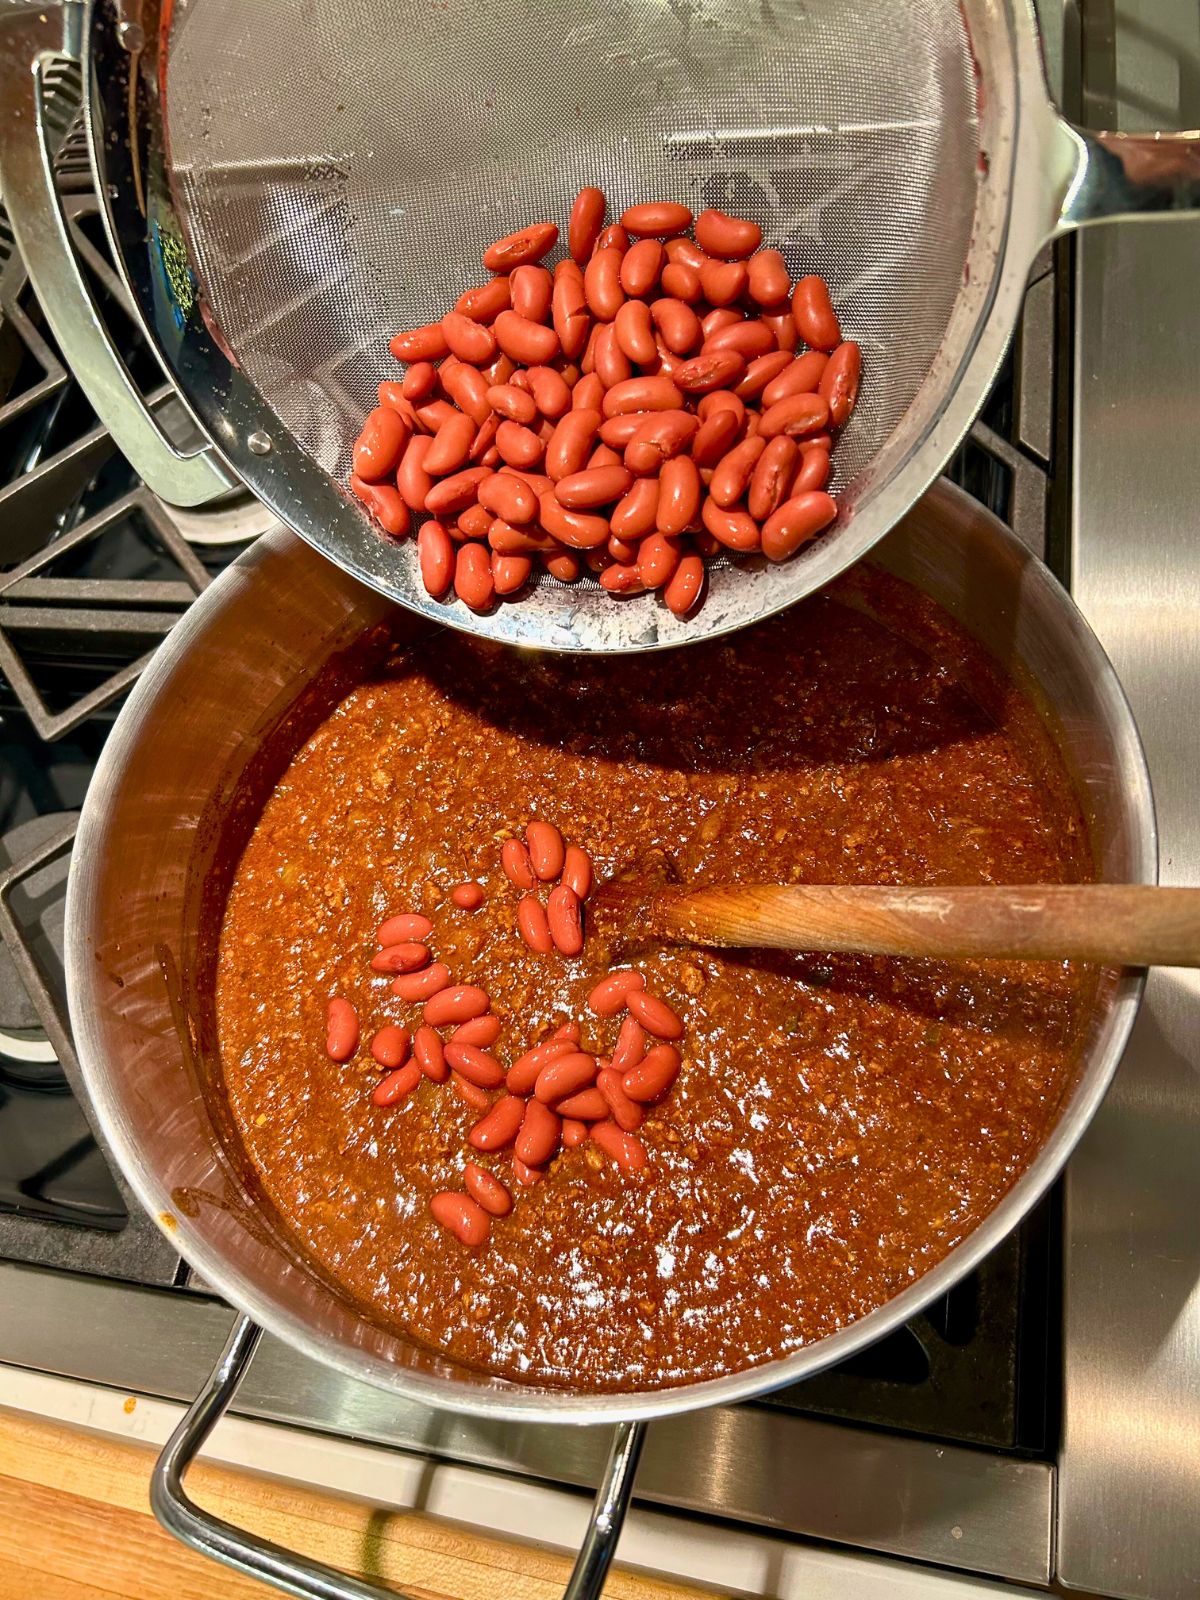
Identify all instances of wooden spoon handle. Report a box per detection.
[654,884,1200,966]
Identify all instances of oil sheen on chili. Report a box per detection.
[216,564,1095,1391]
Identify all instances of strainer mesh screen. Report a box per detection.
[164,0,979,597]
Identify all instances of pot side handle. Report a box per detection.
[1051,119,1200,236]
[150,1315,647,1600]
[0,0,234,506]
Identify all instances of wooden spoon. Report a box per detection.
[591,883,1200,967]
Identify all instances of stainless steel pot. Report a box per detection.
[0,0,1198,652]
[63,478,1153,1597]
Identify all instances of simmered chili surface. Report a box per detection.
[216,565,1094,1389]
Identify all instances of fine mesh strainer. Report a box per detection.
[0,0,1197,657]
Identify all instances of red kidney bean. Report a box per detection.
[372,1061,422,1106]
[609,1015,646,1076]
[691,405,742,468]
[393,962,451,1002]
[545,408,601,481]
[430,1190,489,1245]
[591,1119,648,1171]
[614,299,656,365]
[759,391,831,440]
[619,238,664,298]
[487,383,537,424]
[378,381,418,424]
[539,493,610,550]
[762,351,829,408]
[659,234,702,268]
[545,549,582,582]
[446,1042,505,1088]
[704,320,777,361]
[525,820,565,880]
[746,435,799,520]
[802,432,834,454]
[553,1021,582,1042]
[526,366,572,419]
[793,445,831,494]
[413,1024,448,1082]
[464,1161,513,1216]
[494,310,560,365]
[819,340,861,426]
[501,837,537,889]
[389,324,449,362]
[517,894,554,954]
[600,565,646,595]
[452,1071,491,1110]
[592,444,625,472]
[555,465,633,508]
[325,998,359,1061]
[569,186,606,264]
[551,270,590,361]
[369,941,430,975]
[417,518,454,598]
[489,520,553,555]
[562,1118,589,1148]
[747,248,791,307]
[457,277,512,323]
[623,411,698,476]
[561,844,593,901]
[625,989,684,1039]
[659,261,701,303]
[352,406,408,481]
[478,472,536,525]
[495,420,545,470]
[710,436,767,508]
[555,1087,609,1120]
[377,912,432,944]
[701,496,760,552]
[352,1020,410,1073]
[458,501,493,540]
[735,349,793,401]
[674,350,747,394]
[515,1099,561,1165]
[622,1042,682,1102]
[492,552,532,595]
[350,475,410,538]
[415,398,459,436]
[510,264,553,324]
[547,884,584,955]
[424,984,490,1027]
[592,324,631,389]
[573,372,604,412]
[764,310,798,352]
[663,552,705,617]
[597,414,643,447]
[650,298,702,355]
[698,258,748,306]
[535,1050,597,1104]
[601,376,683,417]
[464,1158,515,1216]
[656,457,701,536]
[453,1014,501,1049]
[512,1154,545,1186]
[621,201,692,237]
[597,1067,643,1131]
[791,274,841,350]
[425,411,476,475]
[454,542,494,612]
[483,221,557,272]
[695,208,762,260]
[425,467,491,518]
[402,361,437,401]
[507,1035,576,1095]
[583,248,625,321]
[441,310,496,365]
[597,226,630,262]
[610,476,661,539]
[637,532,681,589]
[587,969,646,1016]
[396,434,434,512]
[761,490,838,559]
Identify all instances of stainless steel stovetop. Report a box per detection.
[0,5,1197,1596]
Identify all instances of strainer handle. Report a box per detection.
[1055,124,1200,232]
[151,1313,647,1600]
[0,0,234,506]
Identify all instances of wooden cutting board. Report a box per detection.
[0,1409,722,1600]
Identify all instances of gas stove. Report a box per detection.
[1,4,1197,1595]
